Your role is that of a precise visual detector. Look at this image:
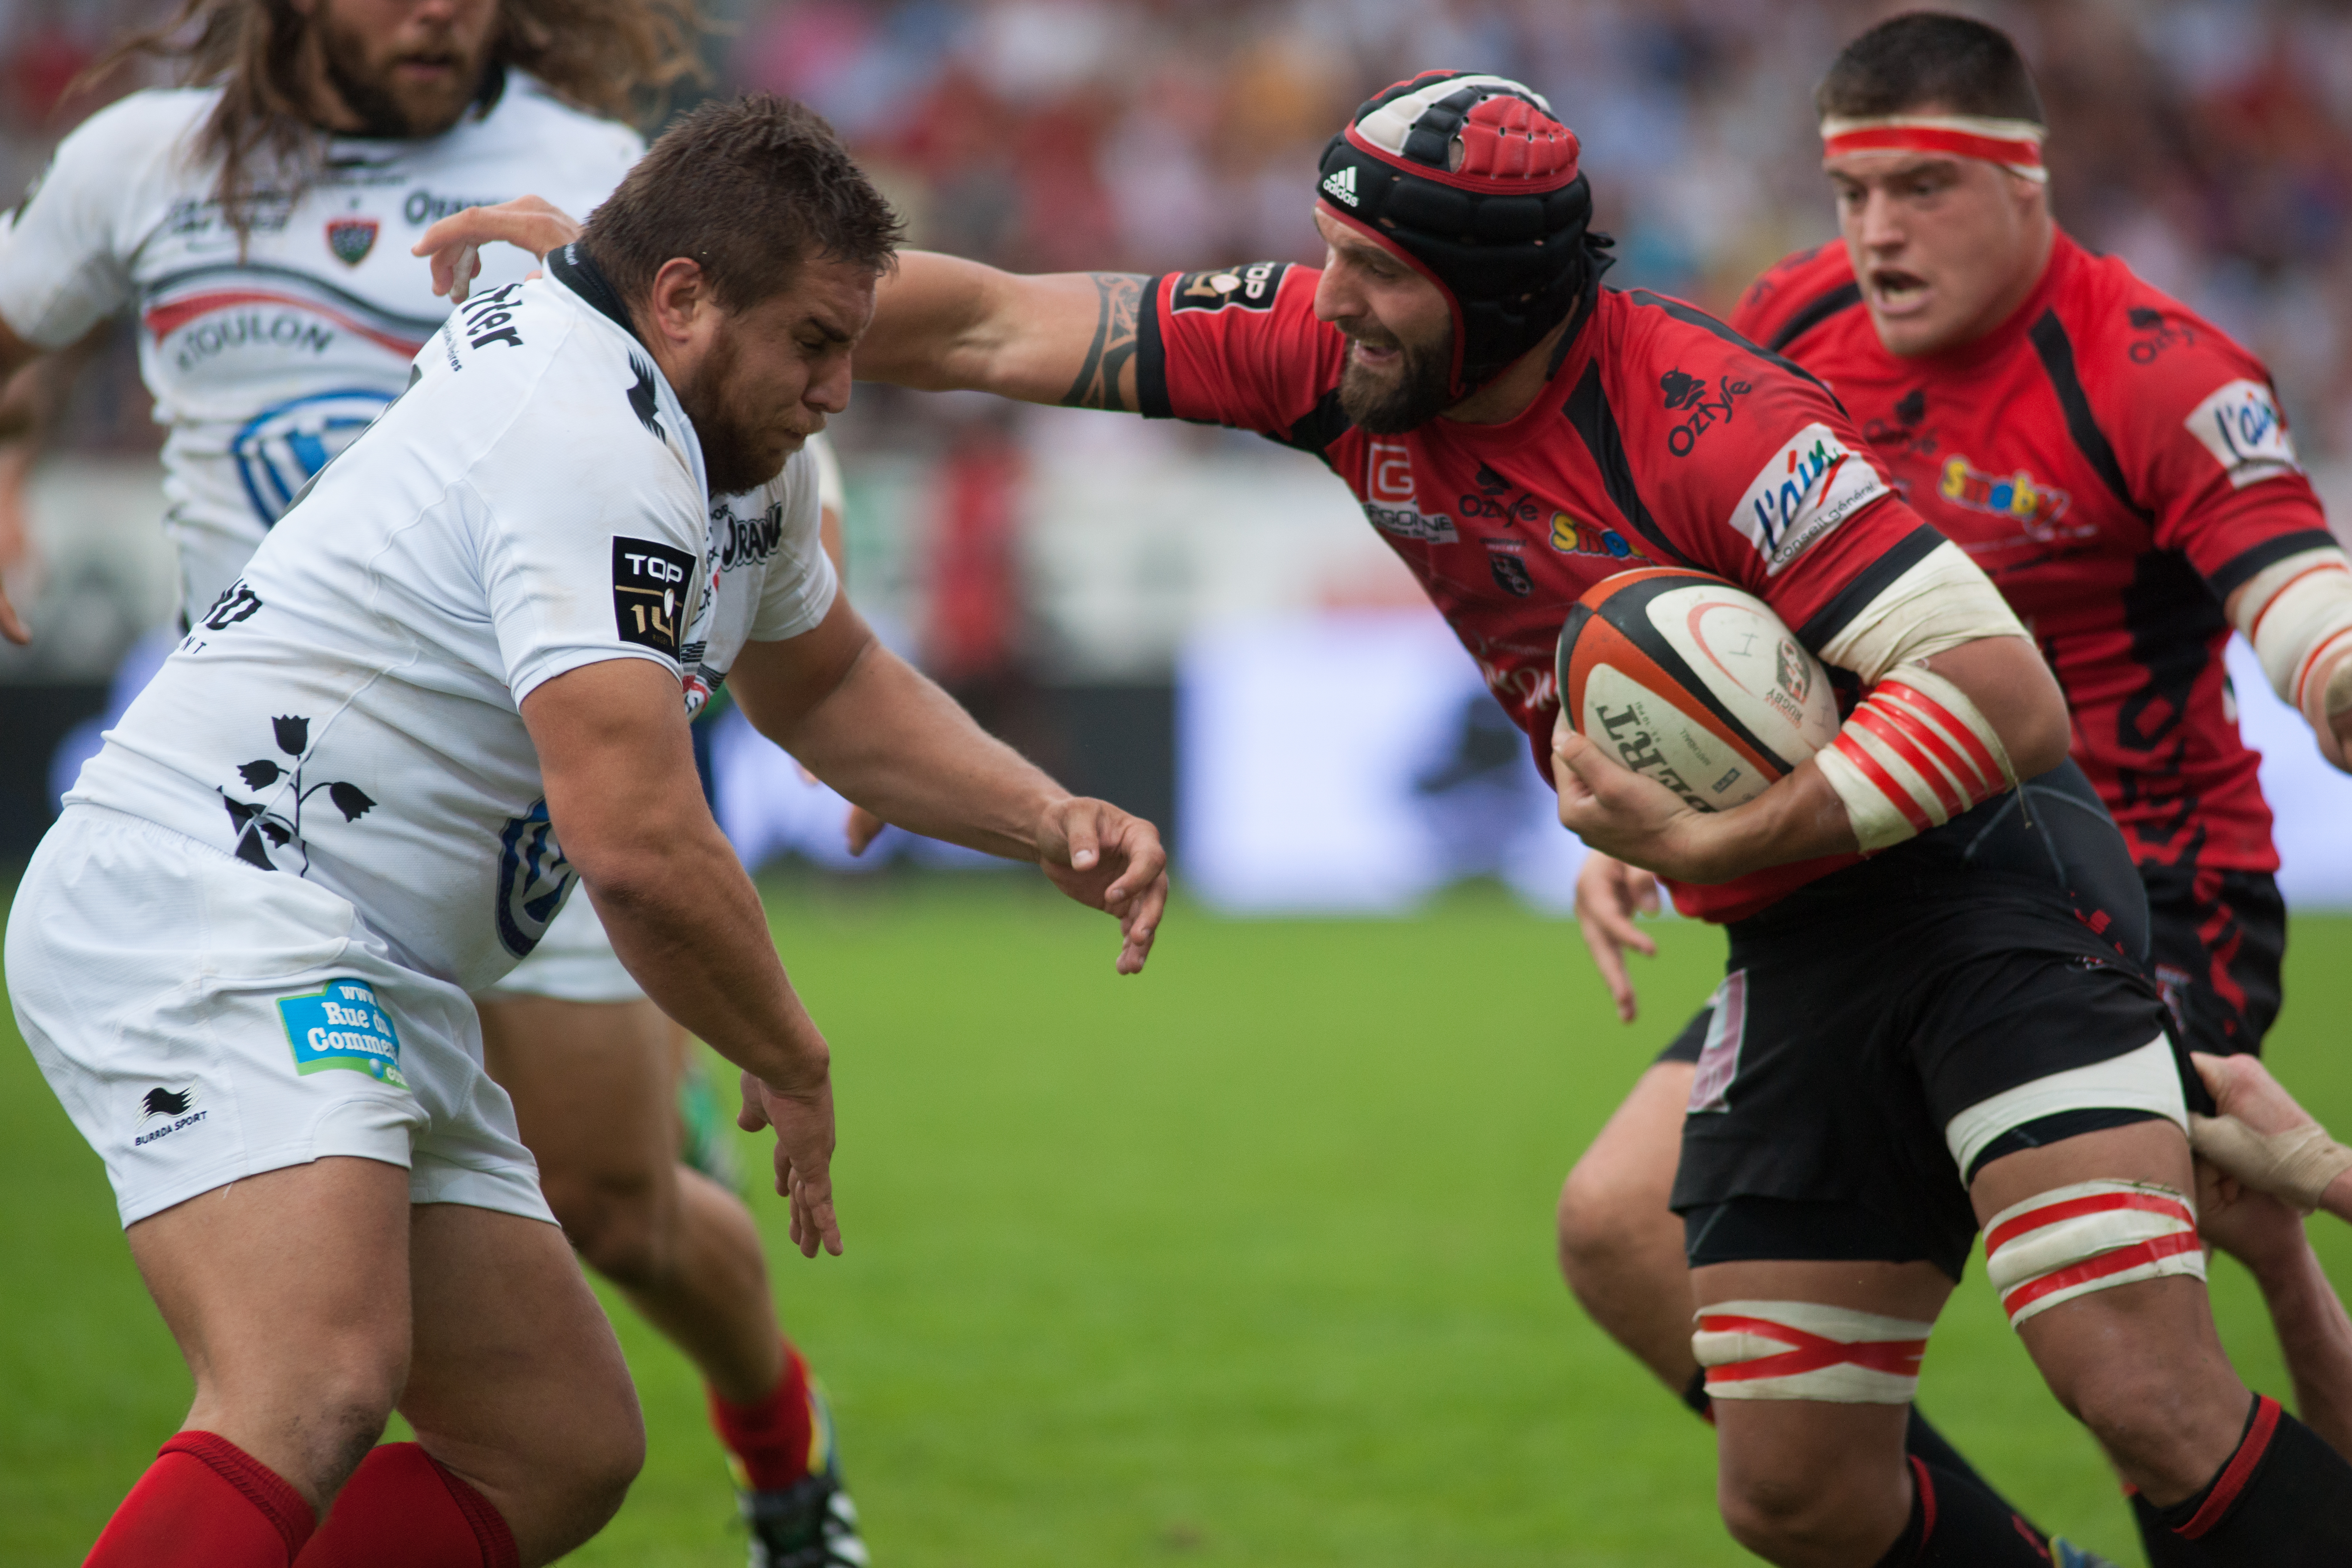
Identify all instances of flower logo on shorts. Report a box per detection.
[277,979,406,1087]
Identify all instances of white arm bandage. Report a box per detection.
[1692,1299,1931,1405]
[1813,663,2017,850]
[2230,545,2352,724]
[2189,1112,2352,1213]
[1817,540,2029,684]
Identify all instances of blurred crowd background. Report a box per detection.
[8,0,2352,898]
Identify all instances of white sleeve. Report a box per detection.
[467,387,707,704]
[748,450,840,643]
[0,98,164,347]
[808,429,847,517]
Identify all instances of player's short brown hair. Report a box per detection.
[1816,12,2046,126]
[578,94,903,312]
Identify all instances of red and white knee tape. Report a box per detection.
[1692,1300,1932,1405]
[1983,1179,2205,1329]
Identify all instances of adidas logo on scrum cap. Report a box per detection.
[1321,164,1360,206]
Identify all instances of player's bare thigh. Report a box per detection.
[1691,1257,1951,1564]
[477,994,680,1276]
[1968,1117,2248,1500]
[401,1197,643,1564]
[1558,1060,1697,1387]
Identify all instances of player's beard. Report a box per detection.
[1337,322,1456,434]
[315,1,491,140]
[676,333,804,498]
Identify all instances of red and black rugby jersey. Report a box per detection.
[1135,262,1939,922]
[1736,232,2332,875]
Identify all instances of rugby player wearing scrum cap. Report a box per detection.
[1562,13,2352,1563]
[432,66,2352,1564]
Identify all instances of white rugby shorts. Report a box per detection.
[476,891,647,1005]
[7,805,553,1228]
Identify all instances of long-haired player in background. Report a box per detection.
[0,4,871,1562]
[1560,16,2352,1564]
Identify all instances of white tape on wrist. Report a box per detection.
[1983,1180,2204,1329]
[1813,663,2017,851]
[2190,1112,2352,1213]
[1692,1299,1932,1404]
[2232,546,2352,722]
[1817,541,2030,684]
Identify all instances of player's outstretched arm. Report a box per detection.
[727,593,1167,974]
[523,656,844,1256]
[416,201,1152,411]
[1556,633,2068,884]
[2191,1051,2352,1458]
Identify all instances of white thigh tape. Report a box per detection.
[2232,546,2352,718]
[1817,540,2030,685]
[1983,1180,2204,1329]
[1692,1299,1932,1404]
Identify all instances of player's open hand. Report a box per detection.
[1552,716,1713,882]
[1034,796,1168,975]
[412,195,584,303]
[2194,1149,2312,1279]
[737,1065,843,1258]
[1575,851,1660,1023]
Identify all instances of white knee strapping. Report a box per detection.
[2230,545,2352,723]
[1982,1180,2205,1329]
[1691,1300,1932,1405]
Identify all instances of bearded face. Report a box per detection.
[312,0,500,140]
[1334,310,1457,435]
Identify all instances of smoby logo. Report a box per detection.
[1937,456,2077,539]
[1729,424,1888,576]
[278,979,406,1087]
[1549,510,1636,561]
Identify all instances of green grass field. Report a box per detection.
[5,869,2350,1566]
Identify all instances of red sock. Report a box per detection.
[708,1346,816,1493]
[295,1443,517,1568]
[87,1431,315,1567]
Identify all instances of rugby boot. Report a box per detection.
[740,1382,867,1568]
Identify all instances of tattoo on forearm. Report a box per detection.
[1061,273,1148,412]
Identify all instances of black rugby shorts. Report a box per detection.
[1668,861,2183,1281]
[2140,865,2285,1059]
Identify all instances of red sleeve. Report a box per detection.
[1727,243,1858,356]
[1601,292,1942,661]
[2076,287,2335,600]
[1135,263,1346,444]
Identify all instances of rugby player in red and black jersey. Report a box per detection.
[1560,16,2352,1565]
[432,66,2352,1566]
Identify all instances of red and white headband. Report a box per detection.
[1819,113,2047,183]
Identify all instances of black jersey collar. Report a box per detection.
[547,242,646,350]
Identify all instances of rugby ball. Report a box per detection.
[1556,568,1838,812]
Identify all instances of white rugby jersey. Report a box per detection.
[68,250,838,993]
[0,75,640,611]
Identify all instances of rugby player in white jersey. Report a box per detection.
[0,5,892,1559]
[7,92,1168,1568]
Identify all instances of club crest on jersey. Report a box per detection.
[1937,456,2077,538]
[1731,424,1888,576]
[495,799,575,959]
[1361,440,1456,542]
[1486,542,1534,597]
[1549,510,1637,561]
[1172,262,1286,312]
[2185,379,2301,490]
[325,216,378,266]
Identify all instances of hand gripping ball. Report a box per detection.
[1555,568,1838,811]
